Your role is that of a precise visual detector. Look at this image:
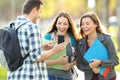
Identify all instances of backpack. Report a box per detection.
[0,22,29,71]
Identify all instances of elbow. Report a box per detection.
[35,59,40,63]
[35,58,43,63]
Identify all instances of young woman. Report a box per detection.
[44,11,80,80]
[75,12,119,80]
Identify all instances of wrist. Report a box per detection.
[98,60,101,65]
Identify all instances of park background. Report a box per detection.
[0,0,120,80]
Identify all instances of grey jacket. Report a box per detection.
[76,32,119,80]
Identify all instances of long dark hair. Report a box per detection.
[48,11,80,41]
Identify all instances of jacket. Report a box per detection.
[76,32,119,80]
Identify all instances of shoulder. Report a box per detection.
[78,36,86,42]
[22,22,41,36]
[44,33,51,40]
[27,22,39,29]
[97,32,111,42]
[77,37,87,46]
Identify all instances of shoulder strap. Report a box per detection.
[9,21,29,31]
[23,52,29,60]
[11,21,30,59]
[16,21,29,31]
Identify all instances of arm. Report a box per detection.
[35,42,66,62]
[27,25,65,63]
[45,56,68,66]
[75,42,92,72]
[62,60,77,70]
[89,35,119,72]
[100,35,119,67]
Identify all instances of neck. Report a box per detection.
[56,32,68,37]
[88,31,97,41]
[23,14,35,23]
[87,31,97,46]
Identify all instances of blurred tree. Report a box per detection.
[116,0,120,51]
[0,1,8,8]
[109,0,117,16]
[101,0,109,27]
[88,0,109,27]
[0,1,10,21]
[41,0,57,19]
[41,0,87,19]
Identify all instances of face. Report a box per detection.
[81,17,97,36]
[32,6,41,23]
[56,16,69,35]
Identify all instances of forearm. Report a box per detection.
[35,49,56,62]
[77,60,92,72]
[45,59,60,66]
[68,60,77,68]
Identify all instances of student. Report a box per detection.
[8,0,65,80]
[75,12,119,80]
[44,11,79,80]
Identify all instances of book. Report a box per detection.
[42,39,66,70]
[84,38,110,77]
[47,48,66,70]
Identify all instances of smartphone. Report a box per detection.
[58,35,64,44]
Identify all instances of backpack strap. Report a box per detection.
[10,21,29,31]
[16,21,30,31]
[10,21,30,60]
[23,52,30,60]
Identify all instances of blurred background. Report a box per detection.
[0,0,120,80]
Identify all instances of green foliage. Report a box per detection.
[115,52,120,71]
[0,1,8,9]
[40,0,87,19]
[0,0,118,21]
[0,66,7,80]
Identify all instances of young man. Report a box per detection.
[8,0,65,80]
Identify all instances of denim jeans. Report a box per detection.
[48,75,69,80]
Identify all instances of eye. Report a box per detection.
[63,23,67,25]
[81,22,84,26]
[86,22,89,25]
[57,22,61,25]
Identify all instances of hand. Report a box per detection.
[58,56,68,64]
[43,41,55,50]
[62,63,70,70]
[89,59,101,68]
[52,42,66,54]
[92,68,100,74]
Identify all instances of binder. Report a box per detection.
[42,39,66,69]
[84,38,110,77]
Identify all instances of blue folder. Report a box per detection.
[84,38,110,76]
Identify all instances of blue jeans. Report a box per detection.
[48,75,69,80]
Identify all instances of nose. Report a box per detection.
[60,24,64,28]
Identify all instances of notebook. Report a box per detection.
[84,38,110,77]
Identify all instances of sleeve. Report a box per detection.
[27,24,42,62]
[101,35,119,67]
[75,42,92,73]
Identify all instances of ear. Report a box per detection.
[32,7,37,13]
[95,24,97,28]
